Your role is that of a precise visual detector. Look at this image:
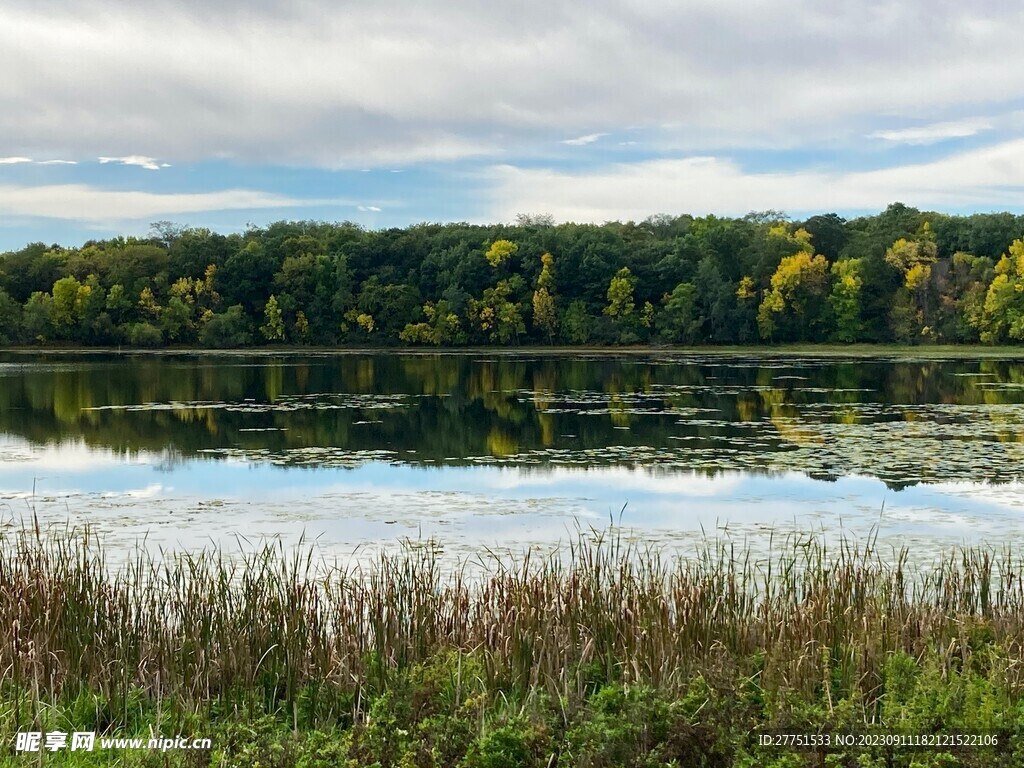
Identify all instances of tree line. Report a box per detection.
[2,203,1024,348]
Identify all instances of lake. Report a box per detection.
[2,349,1024,563]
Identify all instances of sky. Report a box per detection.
[2,0,1024,250]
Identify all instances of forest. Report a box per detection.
[1,203,1024,348]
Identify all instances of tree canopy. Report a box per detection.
[2,205,1024,347]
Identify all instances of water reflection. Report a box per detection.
[4,351,1024,487]
[2,434,1023,564]
[4,351,1024,559]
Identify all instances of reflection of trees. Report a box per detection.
[4,353,1024,485]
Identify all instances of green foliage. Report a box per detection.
[1,209,1024,348]
[463,715,550,768]
[126,321,163,347]
[660,282,702,344]
[532,288,557,342]
[262,294,285,342]
[200,305,252,348]
[559,684,725,767]
[829,259,865,342]
[161,295,193,343]
[22,291,53,342]
[604,267,636,319]
[979,239,1024,343]
[0,288,22,344]
[561,300,593,344]
[469,278,525,344]
[532,253,558,342]
[51,275,82,338]
[400,300,464,345]
[0,526,1021,766]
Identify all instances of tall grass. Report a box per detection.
[1,522,1023,731]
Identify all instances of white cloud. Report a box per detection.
[868,118,993,145]
[98,155,165,170]
[357,205,382,212]
[0,184,344,221]
[562,133,606,146]
[0,157,32,164]
[1,1,1022,167]
[36,159,77,165]
[487,138,1024,221]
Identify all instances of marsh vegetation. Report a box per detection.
[0,524,1021,766]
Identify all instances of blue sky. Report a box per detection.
[2,0,1024,251]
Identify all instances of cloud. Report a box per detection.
[0,184,344,221]
[0,157,32,164]
[36,159,78,165]
[1,1,1023,167]
[486,138,1024,221]
[868,118,993,145]
[562,133,606,146]
[98,155,166,170]
[357,205,382,212]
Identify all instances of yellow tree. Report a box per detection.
[757,253,829,340]
[485,239,518,268]
[532,253,558,342]
[885,229,938,340]
[979,239,1024,342]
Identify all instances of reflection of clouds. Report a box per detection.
[7,441,1024,566]
[924,480,1024,510]
[0,437,156,471]
[482,466,745,496]
[102,484,164,500]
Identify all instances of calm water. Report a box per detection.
[2,350,1024,561]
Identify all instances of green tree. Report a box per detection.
[693,257,737,343]
[217,239,281,317]
[22,292,53,342]
[261,294,285,342]
[76,275,106,326]
[105,284,134,325]
[659,282,701,344]
[561,300,593,344]
[127,322,163,347]
[604,267,636,320]
[945,252,994,342]
[138,286,161,322]
[160,297,193,343]
[829,259,864,342]
[885,230,938,340]
[400,300,463,345]
[0,288,22,344]
[199,305,252,348]
[294,311,310,340]
[801,212,848,262]
[51,276,82,338]
[469,278,525,344]
[532,288,557,343]
[978,238,1024,342]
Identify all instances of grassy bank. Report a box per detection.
[1,525,1023,766]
